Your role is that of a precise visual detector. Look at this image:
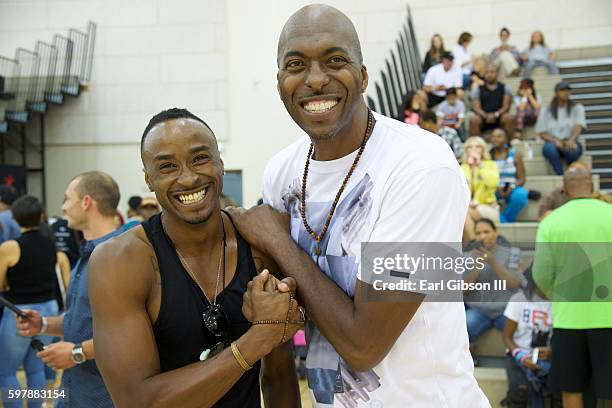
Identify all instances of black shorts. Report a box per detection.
[551,328,612,399]
[480,117,501,132]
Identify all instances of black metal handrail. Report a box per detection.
[367,5,421,119]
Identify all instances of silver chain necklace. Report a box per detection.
[163,215,226,306]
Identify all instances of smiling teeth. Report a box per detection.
[304,100,338,113]
[178,188,206,205]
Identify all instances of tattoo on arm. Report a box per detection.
[150,256,161,286]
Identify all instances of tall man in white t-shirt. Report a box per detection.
[230,5,489,407]
[423,51,465,107]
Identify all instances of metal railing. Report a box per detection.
[367,5,422,119]
[0,21,96,123]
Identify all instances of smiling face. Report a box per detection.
[141,118,223,225]
[490,129,507,149]
[475,221,498,248]
[277,8,368,142]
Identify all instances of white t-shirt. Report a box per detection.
[263,112,490,408]
[423,63,463,97]
[453,45,472,75]
[504,291,553,351]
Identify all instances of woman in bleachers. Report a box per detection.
[401,90,427,125]
[0,196,61,408]
[502,265,560,408]
[422,33,446,75]
[461,136,500,242]
[490,128,529,223]
[453,32,474,89]
[463,219,522,354]
[535,81,585,175]
[469,55,488,95]
[513,78,541,140]
[521,31,559,78]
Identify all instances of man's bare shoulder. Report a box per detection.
[95,225,153,261]
[90,226,156,294]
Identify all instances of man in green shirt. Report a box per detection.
[533,166,612,408]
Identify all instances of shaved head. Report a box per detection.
[277,4,363,67]
[563,165,593,199]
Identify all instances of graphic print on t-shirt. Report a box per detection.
[281,172,380,407]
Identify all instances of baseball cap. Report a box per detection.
[441,51,454,60]
[140,196,159,208]
[554,81,571,92]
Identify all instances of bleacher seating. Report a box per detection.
[471,46,612,407]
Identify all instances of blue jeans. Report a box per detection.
[542,141,582,175]
[523,59,559,78]
[0,299,59,408]
[500,186,529,223]
[466,307,506,344]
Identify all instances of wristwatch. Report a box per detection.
[71,343,87,364]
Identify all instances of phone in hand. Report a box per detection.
[0,295,29,319]
[30,339,45,352]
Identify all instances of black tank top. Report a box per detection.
[142,213,261,408]
[6,229,57,304]
[480,82,505,113]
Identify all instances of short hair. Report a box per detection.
[0,185,18,206]
[141,108,215,152]
[446,87,457,96]
[72,171,120,218]
[420,109,437,123]
[500,27,510,36]
[475,218,497,231]
[127,195,142,211]
[11,195,42,228]
[458,32,473,45]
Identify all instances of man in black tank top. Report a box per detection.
[469,64,514,139]
[88,109,303,408]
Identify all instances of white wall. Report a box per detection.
[1,0,611,214]
[0,0,228,215]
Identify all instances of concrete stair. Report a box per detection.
[475,367,507,408]
[523,155,592,176]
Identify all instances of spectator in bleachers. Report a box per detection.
[532,165,612,407]
[464,218,522,352]
[513,78,541,140]
[139,196,160,221]
[461,136,500,242]
[0,196,60,405]
[535,81,585,175]
[469,64,514,139]
[538,162,612,219]
[490,27,521,80]
[123,195,143,230]
[490,128,529,223]
[423,51,464,107]
[419,109,463,160]
[436,87,466,139]
[469,55,488,94]
[0,185,20,244]
[503,265,559,408]
[453,32,474,89]
[422,33,446,75]
[521,31,559,78]
[401,90,426,125]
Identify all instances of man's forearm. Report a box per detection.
[266,238,366,367]
[261,342,301,408]
[43,315,64,336]
[114,329,272,408]
[83,339,94,360]
[265,237,420,372]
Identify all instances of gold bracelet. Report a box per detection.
[231,341,252,371]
